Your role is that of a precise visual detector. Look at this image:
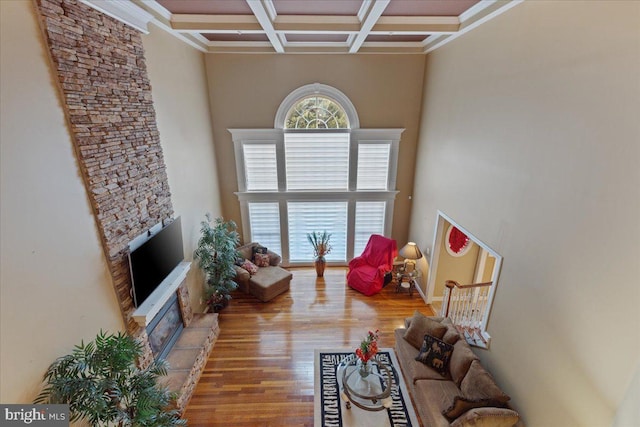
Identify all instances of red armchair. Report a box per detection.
[347,234,397,296]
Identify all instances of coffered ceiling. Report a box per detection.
[88,0,523,54]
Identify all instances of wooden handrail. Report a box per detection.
[445,280,493,289]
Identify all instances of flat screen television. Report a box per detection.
[128,217,184,308]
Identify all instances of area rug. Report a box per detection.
[314,348,420,427]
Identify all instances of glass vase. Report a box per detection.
[357,358,372,378]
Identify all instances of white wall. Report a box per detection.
[142,25,222,313]
[0,1,123,402]
[410,1,640,426]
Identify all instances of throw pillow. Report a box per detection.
[253,253,270,267]
[234,257,245,267]
[442,396,500,421]
[241,259,259,275]
[460,360,510,405]
[441,318,461,345]
[415,334,454,376]
[403,310,448,349]
[448,339,479,387]
[252,244,268,255]
[450,407,520,427]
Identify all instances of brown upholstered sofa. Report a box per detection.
[234,242,292,302]
[394,312,521,427]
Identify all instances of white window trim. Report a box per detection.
[274,83,360,129]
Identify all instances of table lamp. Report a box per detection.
[399,242,423,272]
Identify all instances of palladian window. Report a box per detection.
[230,83,402,265]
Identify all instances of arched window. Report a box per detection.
[285,96,348,129]
[231,84,402,265]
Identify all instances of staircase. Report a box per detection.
[439,280,492,347]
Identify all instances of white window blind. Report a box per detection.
[353,201,386,256]
[248,202,282,256]
[285,132,350,190]
[287,201,347,262]
[356,143,391,190]
[243,144,278,191]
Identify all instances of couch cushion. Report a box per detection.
[237,244,254,260]
[394,329,452,382]
[461,360,510,405]
[450,407,520,427]
[449,339,479,387]
[413,379,463,427]
[403,311,447,348]
[415,334,454,376]
[443,396,503,420]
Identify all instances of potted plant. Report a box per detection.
[307,230,332,277]
[194,214,240,312]
[34,331,185,426]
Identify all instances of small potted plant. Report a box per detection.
[194,214,240,312]
[307,231,332,277]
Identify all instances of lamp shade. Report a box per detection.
[399,242,423,260]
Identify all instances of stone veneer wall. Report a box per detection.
[34,0,184,364]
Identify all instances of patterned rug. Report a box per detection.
[314,348,419,427]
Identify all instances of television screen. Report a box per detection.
[129,217,184,308]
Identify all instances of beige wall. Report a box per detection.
[142,26,222,313]
[410,1,640,426]
[0,1,123,402]
[204,54,425,246]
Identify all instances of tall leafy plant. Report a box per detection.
[34,331,185,427]
[193,214,240,311]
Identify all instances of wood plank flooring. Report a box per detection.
[183,267,435,426]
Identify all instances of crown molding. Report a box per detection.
[79,0,154,34]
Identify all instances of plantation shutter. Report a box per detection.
[243,143,278,191]
[356,143,391,190]
[287,201,347,262]
[354,201,386,256]
[285,132,349,190]
[248,202,282,256]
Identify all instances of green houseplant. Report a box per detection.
[307,231,332,277]
[34,331,185,427]
[193,214,240,312]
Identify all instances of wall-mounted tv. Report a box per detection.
[128,217,184,308]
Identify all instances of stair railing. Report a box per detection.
[440,280,493,331]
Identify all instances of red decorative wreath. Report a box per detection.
[448,227,470,254]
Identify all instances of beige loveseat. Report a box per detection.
[234,242,292,302]
[394,312,521,427]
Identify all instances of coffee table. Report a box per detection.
[314,349,420,427]
[336,355,394,411]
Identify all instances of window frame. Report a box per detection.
[231,128,402,265]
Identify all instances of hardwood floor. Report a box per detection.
[183,267,435,426]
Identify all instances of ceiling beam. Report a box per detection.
[349,0,390,53]
[372,16,460,33]
[170,14,262,32]
[246,0,284,53]
[274,15,361,33]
